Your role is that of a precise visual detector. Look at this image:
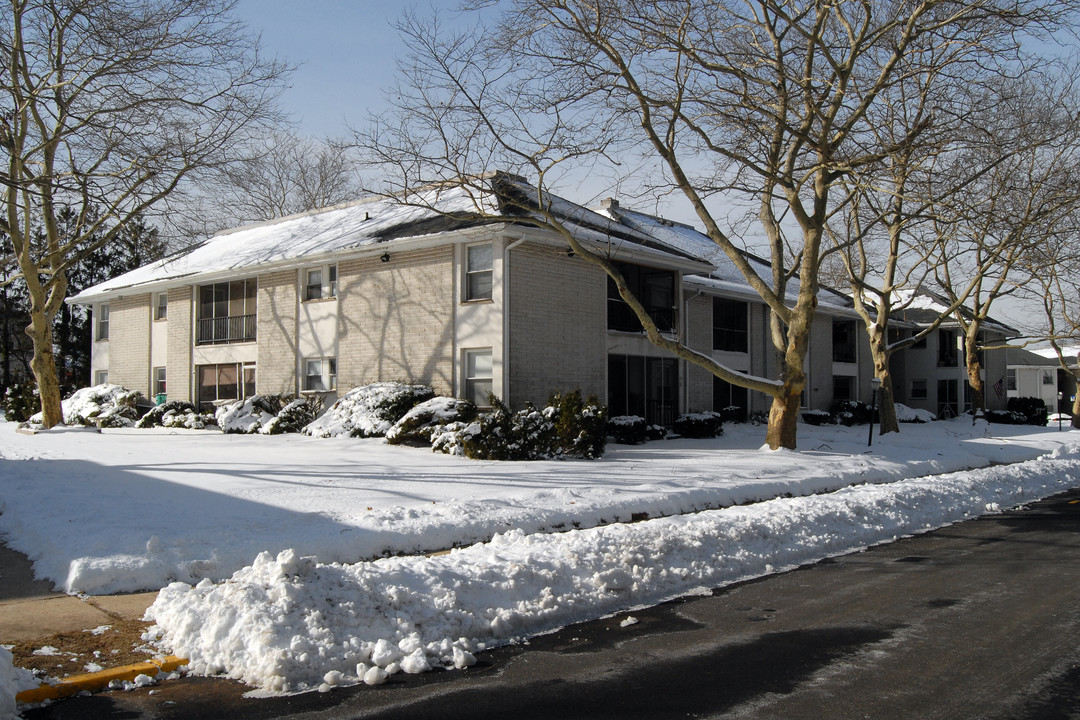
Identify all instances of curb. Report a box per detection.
[15,655,188,704]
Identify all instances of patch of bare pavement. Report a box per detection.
[18,488,1080,720]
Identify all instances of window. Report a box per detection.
[713,298,748,352]
[910,379,928,399]
[328,265,337,297]
[608,354,679,426]
[937,329,958,367]
[464,349,493,406]
[153,367,167,396]
[197,279,257,344]
[303,357,337,392]
[154,292,168,321]
[1006,368,1017,391]
[96,303,110,341]
[713,376,748,422]
[832,319,857,363]
[938,379,959,418]
[607,262,676,333]
[465,244,493,301]
[94,370,109,386]
[833,375,854,402]
[305,268,323,300]
[1043,370,1055,385]
[197,362,256,411]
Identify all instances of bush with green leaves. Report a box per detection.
[1006,396,1048,426]
[673,411,724,438]
[985,408,1028,425]
[829,400,874,426]
[800,409,831,426]
[1,381,39,423]
[432,391,607,460]
[218,394,322,435]
[135,401,217,430]
[25,383,141,428]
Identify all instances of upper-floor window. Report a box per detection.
[832,319,857,363]
[154,292,168,321]
[197,278,257,345]
[465,244,493,301]
[304,265,337,301]
[937,329,958,367]
[713,298,748,352]
[96,303,110,341]
[607,262,676,333]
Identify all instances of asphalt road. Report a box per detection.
[24,487,1080,720]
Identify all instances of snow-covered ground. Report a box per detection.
[2,418,1079,698]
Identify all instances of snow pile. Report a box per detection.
[146,445,1080,694]
[1,646,39,715]
[303,383,435,438]
[895,403,935,423]
[27,384,140,428]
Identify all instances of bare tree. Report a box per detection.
[359,0,1076,449]
[0,0,288,427]
[1030,215,1080,427]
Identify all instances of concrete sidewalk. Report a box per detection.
[0,538,179,704]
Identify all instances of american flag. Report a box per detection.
[993,376,1005,399]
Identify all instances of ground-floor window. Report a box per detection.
[303,357,337,392]
[198,362,256,411]
[153,367,167,397]
[833,375,854,403]
[910,379,927,399]
[608,354,678,426]
[94,370,109,386]
[937,379,959,419]
[713,376,748,422]
[464,349,493,407]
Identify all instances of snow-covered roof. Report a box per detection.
[597,200,858,315]
[70,175,710,304]
[892,288,1018,335]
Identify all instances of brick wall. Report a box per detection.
[166,286,193,402]
[257,271,298,394]
[337,247,454,394]
[109,294,151,395]
[507,244,606,407]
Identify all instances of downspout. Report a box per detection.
[502,237,526,406]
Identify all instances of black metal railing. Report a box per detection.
[196,314,256,345]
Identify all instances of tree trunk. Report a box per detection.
[966,356,984,416]
[867,324,899,435]
[765,389,801,450]
[1071,378,1080,430]
[25,310,63,428]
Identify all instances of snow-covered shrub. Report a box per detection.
[386,397,478,445]
[1,381,39,422]
[829,400,873,426]
[26,384,141,428]
[218,395,321,435]
[607,415,666,444]
[1007,396,1048,426]
[986,409,1028,425]
[432,393,607,460]
[801,409,831,426]
[673,411,723,438]
[303,382,435,438]
[135,401,217,430]
[548,390,607,459]
[718,405,747,424]
[894,403,934,423]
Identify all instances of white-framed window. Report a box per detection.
[303,357,337,392]
[465,244,493,301]
[96,303,110,341]
[910,379,928,399]
[94,370,109,385]
[464,349,493,406]
[1043,370,1055,385]
[304,264,338,301]
[1006,368,1017,391]
[153,367,167,396]
[154,292,168,321]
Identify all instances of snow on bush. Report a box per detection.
[26,383,141,428]
[607,415,667,445]
[672,411,723,438]
[303,383,435,438]
[217,395,321,435]
[895,403,935,423]
[800,409,831,426]
[136,401,218,430]
[386,397,477,445]
[144,444,1080,695]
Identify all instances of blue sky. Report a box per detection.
[233,1,430,136]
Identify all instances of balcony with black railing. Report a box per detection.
[197,314,256,345]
